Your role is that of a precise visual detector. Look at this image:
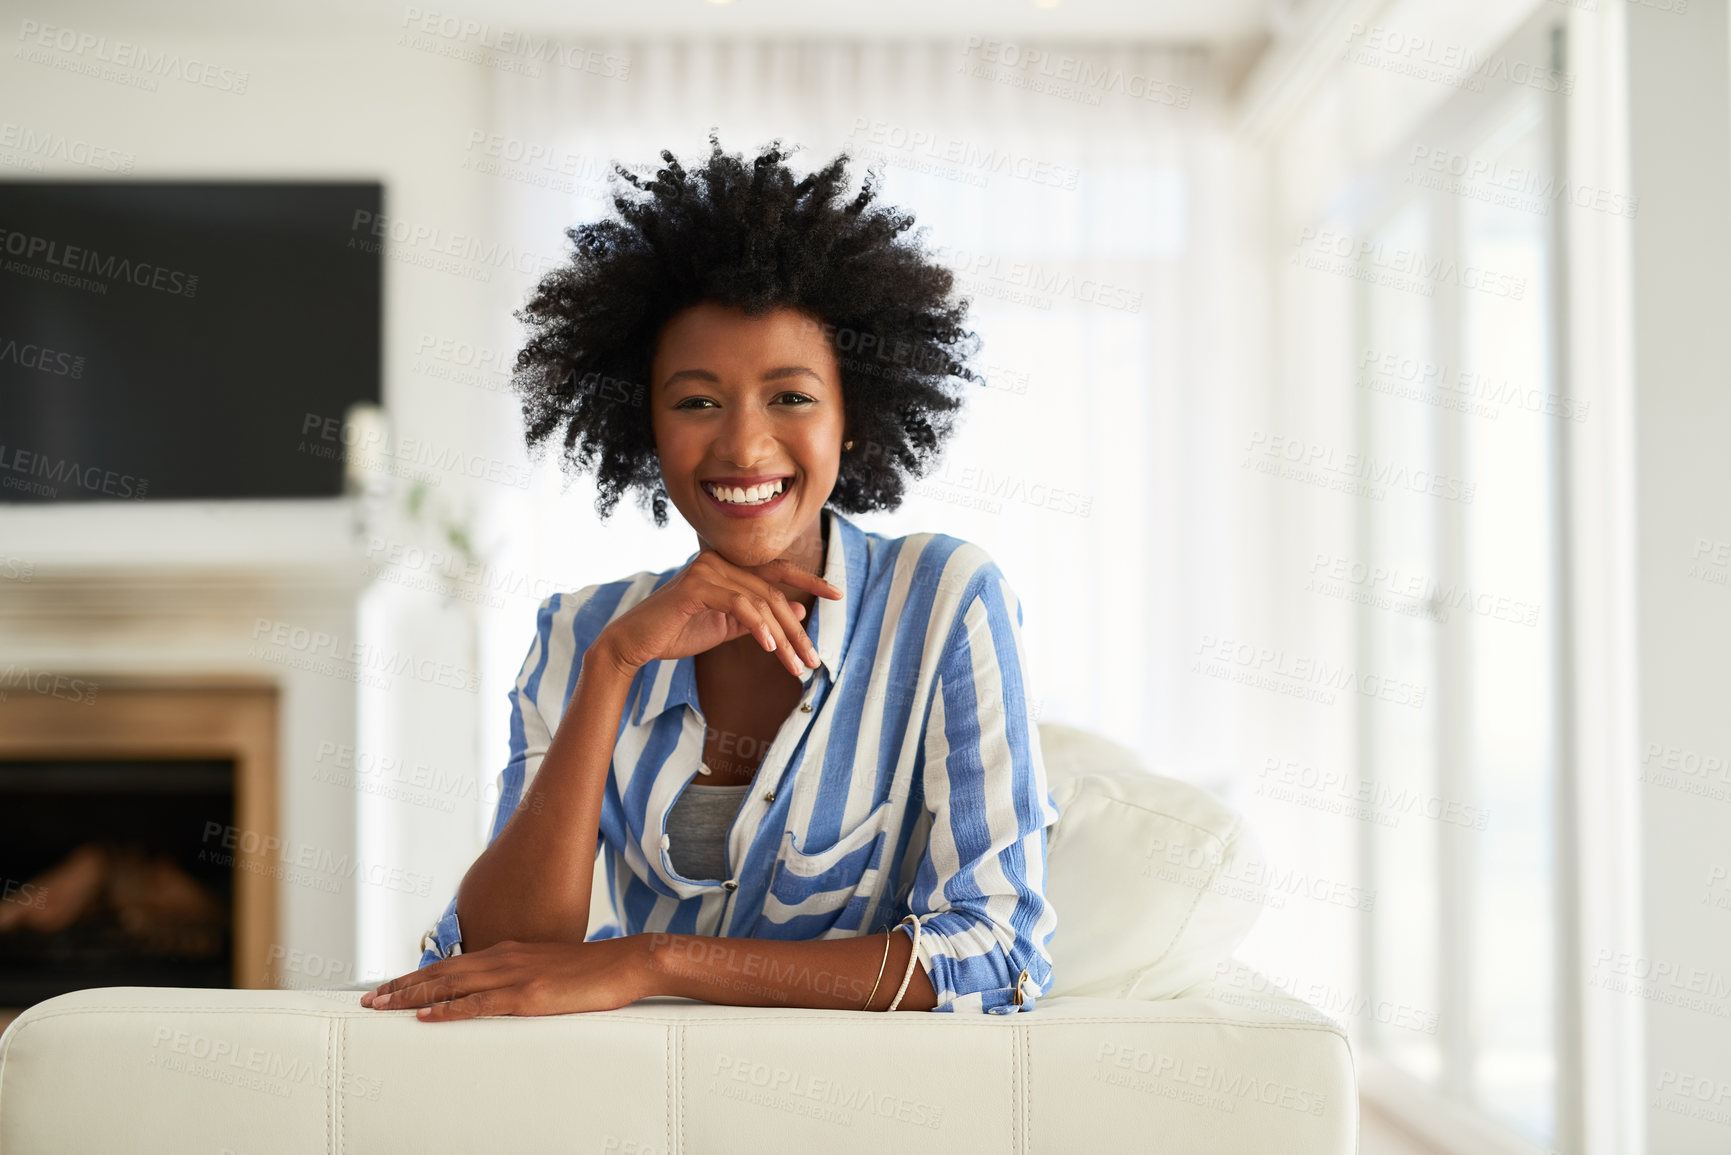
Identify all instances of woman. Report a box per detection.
[363,137,1059,1020]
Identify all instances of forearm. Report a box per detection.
[645,929,937,1011]
[455,637,634,952]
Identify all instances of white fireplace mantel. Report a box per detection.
[0,498,376,978]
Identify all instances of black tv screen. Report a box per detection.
[0,181,381,502]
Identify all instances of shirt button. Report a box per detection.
[723,879,738,891]
[799,702,813,713]
[660,834,671,850]
[764,790,776,802]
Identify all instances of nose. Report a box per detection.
[710,402,779,469]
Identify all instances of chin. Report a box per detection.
[673,497,774,546]
[711,523,799,565]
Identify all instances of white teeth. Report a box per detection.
[707,478,787,505]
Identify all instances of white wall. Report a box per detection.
[0,13,532,981]
[1623,5,1731,1152]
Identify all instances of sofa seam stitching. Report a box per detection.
[1010,1018,1024,1155]
[664,1015,1350,1042]
[1022,1022,1032,1155]
[337,1016,347,1155]
[0,1006,1345,1039]
[5,1007,384,1021]
[325,1016,334,1155]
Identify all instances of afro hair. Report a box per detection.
[509,133,981,526]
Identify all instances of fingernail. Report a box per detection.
[374,993,391,1008]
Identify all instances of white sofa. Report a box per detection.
[0,724,1357,1153]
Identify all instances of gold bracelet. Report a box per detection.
[861,928,893,1011]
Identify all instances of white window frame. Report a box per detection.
[1337,11,1582,1154]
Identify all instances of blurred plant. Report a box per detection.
[349,473,495,610]
[404,480,483,576]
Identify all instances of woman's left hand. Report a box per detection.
[360,936,655,1021]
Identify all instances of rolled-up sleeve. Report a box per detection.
[418,592,569,968]
[898,568,1061,1013]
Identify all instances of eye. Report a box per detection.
[673,396,717,410]
[775,392,816,405]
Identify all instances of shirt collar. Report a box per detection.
[803,505,860,684]
[630,507,864,726]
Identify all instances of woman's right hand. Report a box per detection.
[594,551,843,679]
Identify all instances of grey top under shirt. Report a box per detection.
[664,767,750,881]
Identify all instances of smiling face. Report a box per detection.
[649,301,845,573]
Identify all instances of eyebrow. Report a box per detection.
[660,366,824,391]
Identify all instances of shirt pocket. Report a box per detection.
[761,798,898,933]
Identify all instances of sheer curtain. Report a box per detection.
[470,38,1258,792]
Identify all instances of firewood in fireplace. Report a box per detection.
[0,843,109,935]
[0,842,227,957]
[108,845,226,957]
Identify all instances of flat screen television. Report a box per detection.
[0,181,382,502]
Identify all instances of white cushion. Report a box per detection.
[1039,722,1263,1000]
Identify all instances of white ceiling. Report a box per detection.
[33,0,1283,45]
[411,0,1280,41]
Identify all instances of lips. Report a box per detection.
[702,477,787,505]
[698,474,794,519]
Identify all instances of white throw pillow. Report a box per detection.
[1038,722,1264,1000]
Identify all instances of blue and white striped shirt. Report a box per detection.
[419,507,1060,1013]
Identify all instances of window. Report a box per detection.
[1349,16,1572,1152]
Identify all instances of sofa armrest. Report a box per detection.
[0,984,1355,1154]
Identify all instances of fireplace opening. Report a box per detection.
[0,758,235,1007]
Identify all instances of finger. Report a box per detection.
[754,595,808,677]
[727,567,813,668]
[742,578,818,669]
[364,954,497,1007]
[415,990,511,1021]
[726,591,779,656]
[695,563,814,671]
[759,559,843,600]
[729,571,820,667]
[746,592,806,678]
[373,966,508,1010]
[729,590,803,678]
[363,958,459,1005]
